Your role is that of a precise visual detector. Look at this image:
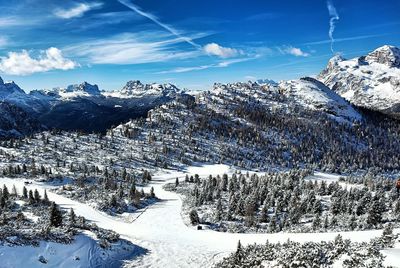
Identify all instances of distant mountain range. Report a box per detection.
[0,78,192,136]
[0,45,399,138]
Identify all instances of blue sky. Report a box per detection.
[0,0,399,91]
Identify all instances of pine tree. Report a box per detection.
[367,199,384,226]
[34,189,41,203]
[312,214,321,230]
[2,185,9,200]
[129,183,136,201]
[175,178,179,187]
[215,198,223,221]
[42,190,49,204]
[189,209,200,225]
[28,190,34,204]
[150,187,155,198]
[0,196,5,209]
[269,215,278,233]
[122,168,127,181]
[49,202,63,227]
[349,213,357,231]
[11,185,17,197]
[259,204,269,223]
[69,208,76,227]
[110,195,118,207]
[234,240,244,264]
[22,186,28,199]
[118,185,124,199]
[313,199,323,215]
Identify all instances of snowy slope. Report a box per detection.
[318,45,400,117]
[279,77,362,121]
[209,78,361,122]
[0,232,136,268]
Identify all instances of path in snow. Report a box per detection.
[1,164,398,268]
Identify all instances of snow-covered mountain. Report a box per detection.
[0,78,192,134]
[256,78,278,86]
[31,81,102,100]
[209,77,361,122]
[30,81,103,101]
[103,80,184,99]
[318,45,400,117]
[278,77,361,122]
[0,77,25,97]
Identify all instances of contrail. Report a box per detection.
[118,0,201,49]
[327,0,339,53]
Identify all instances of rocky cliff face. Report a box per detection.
[318,45,400,117]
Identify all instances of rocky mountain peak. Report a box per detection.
[318,45,400,117]
[365,45,400,67]
[114,80,182,97]
[256,79,278,86]
[66,82,101,95]
[0,78,26,97]
[122,80,145,92]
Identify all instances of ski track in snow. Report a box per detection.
[1,164,399,268]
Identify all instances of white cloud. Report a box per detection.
[203,43,240,58]
[280,46,310,57]
[0,47,78,75]
[66,32,207,65]
[159,57,255,74]
[54,2,103,19]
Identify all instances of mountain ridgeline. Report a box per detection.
[0,79,193,136]
[0,45,400,140]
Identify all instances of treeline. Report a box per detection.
[216,227,398,268]
[171,170,400,233]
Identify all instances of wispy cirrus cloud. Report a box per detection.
[77,11,143,29]
[303,33,387,46]
[158,57,256,74]
[0,47,78,75]
[0,16,39,28]
[54,2,103,19]
[118,0,201,49]
[245,12,281,21]
[65,32,208,65]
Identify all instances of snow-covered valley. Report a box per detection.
[1,164,399,268]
